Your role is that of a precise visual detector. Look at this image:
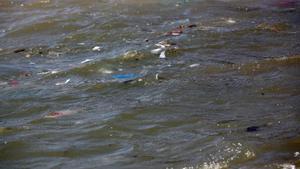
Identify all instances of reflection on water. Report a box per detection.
[0,0,299,168]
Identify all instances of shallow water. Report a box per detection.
[0,0,300,168]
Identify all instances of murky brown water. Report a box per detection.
[0,0,300,168]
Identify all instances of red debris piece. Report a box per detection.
[49,112,64,117]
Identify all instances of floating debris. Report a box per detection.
[150,48,164,55]
[81,59,93,64]
[14,48,26,53]
[55,79,70,86]
[246,126,260,132]
[166,25,184,36]
[151,41,175,59]
[187,24,197,28]
[155,73,166,81]
[155,73,159,80]
[159,50,166,59]
[280,164,296,169]
[38,70,59,75]
[112,73,140,80]
[227,18,236,24]
[44,109,78,119]
[166,23,197,36]
[92,46,101,51]
[189,63,200,68]
[98,68,113,74]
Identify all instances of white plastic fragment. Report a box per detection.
[37,72,48,75]
[159,50,166,59]
[155,73,159,80]
[280,164,296,169]
[151,48,164,54]
[92,46,101,51]
[81,59,93,64]
[294,152,300,157]
[151,41,174,59]
[189,63,200,68]
[227,18,236,24]
[55,79,70,86]
[98,68,113,74]
[37,70,59,75]
[51,70,59,74]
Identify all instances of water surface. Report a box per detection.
[0,0,300,168]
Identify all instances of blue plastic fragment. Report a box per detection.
[112,73,140,80]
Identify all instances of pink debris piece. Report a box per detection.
[44,109,78,119]
[9,80,19,86]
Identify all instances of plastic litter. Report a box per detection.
[38,70,59,75]
[112,73,140,80]
[151,48,164,54]
[92,46,101,51]
[187,24,197,28]
[246,126,260,132]
[81,59,93,64]
[280,164,296,169]
[55,79,70,86]
[167,25,184,36]
[44,109,78,119]
[14,48,26,53]
[98,68,113,74]
[159,50,166,59]
[166,24,197,36]
[294,152,300,157]
[189,63,200,68]
[227,18,236,24]
[155,73,159,80]
[151,41,174,59]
